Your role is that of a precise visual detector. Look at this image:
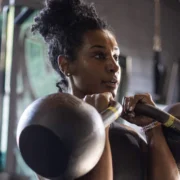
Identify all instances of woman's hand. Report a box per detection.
[83,92,114,113]
[121,93,156,127]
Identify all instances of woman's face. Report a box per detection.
[69,29,121,98]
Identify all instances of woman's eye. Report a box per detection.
[113,55,119,62]
[94,53,106,60]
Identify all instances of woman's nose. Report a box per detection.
[105,58,120,73]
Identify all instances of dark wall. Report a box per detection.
[89,0,180,100]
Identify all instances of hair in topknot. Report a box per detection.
[32,0,108,92]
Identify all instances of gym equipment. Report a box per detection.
[16,93,180,179]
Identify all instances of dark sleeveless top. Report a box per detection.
[109,122,146,180]
[109,122,180,180]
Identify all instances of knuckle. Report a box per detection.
[135,93,151,98]
[90,94,96,99]
[101,92,112,98]
[134,94,143,98]
[84,95,91,100]
[124,96,133,101]
[99,93,108,99]
[98,94,109,103]
[145,93,151,97]
[84,94,95,103]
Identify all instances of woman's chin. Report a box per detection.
[98,88,118,98]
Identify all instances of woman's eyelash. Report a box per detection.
[113,55,120,61]
[93,52,119,61]
[94,52,107,59]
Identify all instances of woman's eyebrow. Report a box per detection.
[90,45,106,49]
[90,45,119,51]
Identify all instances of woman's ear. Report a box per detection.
[57,55,70,75]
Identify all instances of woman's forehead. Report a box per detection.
[82,29,119,49]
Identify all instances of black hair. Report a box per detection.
[32,0,109,92]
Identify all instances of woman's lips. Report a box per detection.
[102,81,119,88]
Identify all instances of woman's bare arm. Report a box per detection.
[146,125,180,180]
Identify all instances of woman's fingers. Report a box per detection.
[134,93,156,106]
[122,93,156,126]
[83,92,114,113]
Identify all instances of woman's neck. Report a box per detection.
[72,88,86,99]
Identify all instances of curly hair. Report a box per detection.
[32,0,109,92]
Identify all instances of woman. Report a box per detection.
[32,0,180,179]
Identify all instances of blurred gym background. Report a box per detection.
[0,0,179,179]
